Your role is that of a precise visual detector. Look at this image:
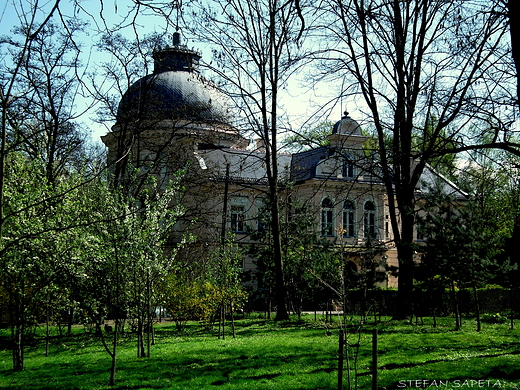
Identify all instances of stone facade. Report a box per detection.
[102,33,466,291]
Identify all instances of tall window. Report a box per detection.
[321,198,334,236]
[364,201,377,239]
[416,221,425,241]
[343,200,356,237]
[255,198,267,232]
[231,205,246,233]
[343,157,355,178]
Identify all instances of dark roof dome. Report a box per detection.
[116,32,232,125]
[332,111,362,135]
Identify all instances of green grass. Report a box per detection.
[1,315,519,389]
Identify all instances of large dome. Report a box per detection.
[116,71,232,124]
[116,33,232,125]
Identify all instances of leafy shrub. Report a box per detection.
[159,275,247,330]
[481,313,508,324]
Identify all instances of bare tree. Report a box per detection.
[90,31,164,191]
[316,0,514,318]
[8,19,92,184]
[180,0,310,321]
[505,0,519,111]
[0,0,62,249]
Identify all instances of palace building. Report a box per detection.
[102,32,467,290]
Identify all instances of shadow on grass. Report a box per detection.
[3,317,520,390]
[117,342,336,389]
[486,366,520,380]
[155,318,321,339]
[211,373,282,386]
[380,349,520,370]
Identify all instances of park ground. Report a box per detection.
[1,314,519,390]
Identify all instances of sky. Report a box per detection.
[0,0,358,148]
[0,0,154,144]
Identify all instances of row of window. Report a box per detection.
[229,197,380,240]
[321,198,378,239]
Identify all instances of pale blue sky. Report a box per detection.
[0,0,351,147]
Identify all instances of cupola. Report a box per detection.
[332,111,362,136]
[152,31,201,73]
[115,32,233,125]
[328,111,368,150]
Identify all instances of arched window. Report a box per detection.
[321,198,334,236]
[343,200,356,238]
[364,201,377,239]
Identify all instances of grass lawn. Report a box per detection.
[0,315,519,389]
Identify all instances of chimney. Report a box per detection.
[255,138,266,152]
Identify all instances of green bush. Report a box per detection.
[481,312,508,324]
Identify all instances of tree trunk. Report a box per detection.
[393,240,415,320]
[146,274,151,358]
[146,323,151,358]
[0,100,6,243]
[12,324,24,371]
[338,330,344,390]
[221,304,225,340]
[67,307,74,335]
[45,295,50,358]
[109,320,118,386]
[451,282,461,331]
[270,192,289,321]
[10,290,24,371]
[230,303,236,339]
[218,304,222,339]
[473,285,481,332]
[138,324,145,358]
[266,2,289,321]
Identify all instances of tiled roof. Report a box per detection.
[198,148,292,184]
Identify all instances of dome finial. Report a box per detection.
[343,110,349,118]
[172,31,181,46]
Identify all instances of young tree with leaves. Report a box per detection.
[0,152,97,370]
[249,195,338,317]
[71,173,181,384]
[210,233,246,338]
[417,188,504,331]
